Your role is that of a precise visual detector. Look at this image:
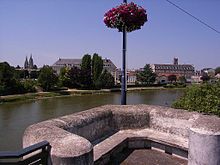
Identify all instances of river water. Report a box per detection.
[0,89,183,151]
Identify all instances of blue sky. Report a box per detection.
[0,0,219,70]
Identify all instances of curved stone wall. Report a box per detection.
[23,105,220,165]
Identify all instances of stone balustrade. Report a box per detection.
[23,105,220,165]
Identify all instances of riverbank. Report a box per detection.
[0,86,182,104]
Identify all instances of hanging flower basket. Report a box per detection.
[104,2,147,32]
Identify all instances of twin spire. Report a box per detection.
[24,54,34,69]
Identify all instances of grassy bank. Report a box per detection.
[0,92,68,103]
[0,86,181,104]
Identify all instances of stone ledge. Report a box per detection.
[94,128,188,163]
[23,104,220,165]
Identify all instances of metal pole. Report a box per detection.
[121,0,127,105]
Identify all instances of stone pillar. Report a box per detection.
[188,128,220,165]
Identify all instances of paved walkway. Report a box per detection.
[121,149,187,165]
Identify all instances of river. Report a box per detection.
[0,89,183,151]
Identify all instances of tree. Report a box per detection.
[136,64,156,85]
[22,79,36,93]
[38,65,58,91]
[59,66,81,88]
[92,53,103,88]
[30,70,39,79]
[99,69,115,89]
[80,54,92,89]
[23,70,29,79]
[66,67,81,88]
[0,62,25,95]
[0,62,14,84]
[172,82,220,116]
[168,75,177,83]
[59,67,71,87]
[178,76,186,84]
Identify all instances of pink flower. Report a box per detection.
[104,2,147,32]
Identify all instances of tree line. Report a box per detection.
[0,54,115,95]
[53,53,115,90]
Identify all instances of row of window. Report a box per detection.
[156,70,194,74]
[155,66,193,70]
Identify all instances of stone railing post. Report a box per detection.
[188,128,220,165]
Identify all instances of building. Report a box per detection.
[52,58,82,74]
[150,58,195,83]
[115,69,138,85]
[127,70,137,85]
[24,55,35,69]
[191,70,202,83]
[52,58,117,82]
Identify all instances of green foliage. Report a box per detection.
[136,64,156,85]
[0,62,14,84]
[92,53,103,89]
[164,83,186,88]
[38,65,58,91]
[59,67,81,88]
[81,54,92,72]
[0,62,27,95]
[68,67,81,88]
[81,54,92,89]
[172,82,220,116]
[29,70,39,79]
[99,69,115,89]
[59,67,71,87]
[178,76,186,84]
[22,79,36,93]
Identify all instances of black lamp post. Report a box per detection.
[121,0,127,105]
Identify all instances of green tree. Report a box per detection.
[0,62,25,95]
[92,53,103,88]
[99,69,115,89]
[0,62,14,84]
[172,82,220,116]
[59,67,71,87]
[66,67,81,88]
[136,64,156,85]
[30,70,39,79]
[59,67,81,88]
[178,76,186,84]
[38,65,58,91]
[22,79,36,92]
[14,69,23,79]
[80,54,92,89]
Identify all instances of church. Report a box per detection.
[24,55,35,69]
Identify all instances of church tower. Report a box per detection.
[173,57,178,65]
[24,56,29,69]
[29,54,34,69]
